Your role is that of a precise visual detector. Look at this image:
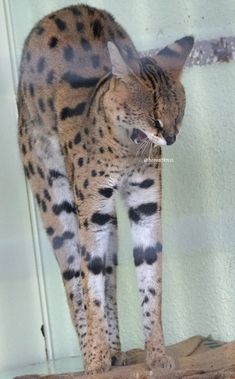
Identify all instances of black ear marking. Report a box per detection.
[154,35,194,78]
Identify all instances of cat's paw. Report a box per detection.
[84,351,111,375]
[85,358,111,375]
[111,351,128,366]
[147,352,175,370]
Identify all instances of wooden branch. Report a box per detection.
[14,336,235,379]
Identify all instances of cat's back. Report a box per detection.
[19,4,138,98]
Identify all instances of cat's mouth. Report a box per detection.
[130,128,148,144]
[130,128,167,146]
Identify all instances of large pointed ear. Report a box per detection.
[154,36,194,79]
[107,41,135,80]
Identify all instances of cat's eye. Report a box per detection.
[155,119,163,130]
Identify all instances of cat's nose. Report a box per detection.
[164,135,176,145]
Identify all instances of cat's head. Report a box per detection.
[104,37,194,146]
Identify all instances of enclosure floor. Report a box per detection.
[0,356,83,379]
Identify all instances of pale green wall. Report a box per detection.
[1,0,235,373]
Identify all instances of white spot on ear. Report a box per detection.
[169,42,182,54]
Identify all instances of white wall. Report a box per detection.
[0,0,235,373]
[0,0,46,370]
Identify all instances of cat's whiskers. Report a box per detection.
[141,140,150,159]
[135,140,146,157]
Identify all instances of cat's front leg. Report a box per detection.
[74,174,118,374]
[124,167,175,370]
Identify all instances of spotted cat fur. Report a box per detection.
[17,4,193,374]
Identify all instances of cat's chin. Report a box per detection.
[130,128,148,144]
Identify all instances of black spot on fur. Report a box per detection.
[99,128,104,138]
[47,98,55,111]
[63,269,79,281]
[84,251,91,262]
[128,207,140,223]
[91,212,111,225]
[21,144,27,155]
[149,288,156,296]
[145,246,157,265]
[48,170,65,186]
[79,191,84,201]
[54,18,67,31]
[92,19,103,38]
[46,227,54,236]
[38,98,45,112]
[37,57,46,73]
[53,231,75,250]
[106,266,113,274]
[83,179,89,188]
[91,170,97,177]
[76,22,84,32]
[80,37,91,51]
[88,257,104,275]
[129,202,158,223]
[138,202,157,216]
[35,26,44,35]
[70,6,81,16]
[133,247,144,266]
[140,179,154,188]
[142,296,149,306]
[52,202,76,215]
[69,293,74,300]
[44,189,51,201]
[131,179,154,188]
[46,70,55,84]
[74,132,82,144]
[36,166,45,179]
[94,299,101,307]
[90,54,100,69]
[78,157,83,167]
[113,254,118,266]
[26,51,31,61]
[41,200,47,212]
[64,45,74,61]
[28,161,35,175]
[60,102,86,120]
[67,255,75,264]
[98,187,113,198]
[62,71,99,88]
[29,83,34,97]
[49,36,58,48]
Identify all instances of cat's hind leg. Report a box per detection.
[18,103,88,363]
